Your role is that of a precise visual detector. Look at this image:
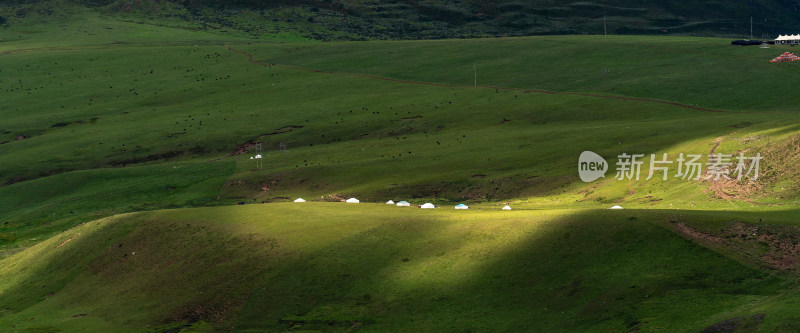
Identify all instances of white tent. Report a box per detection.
[502,205,512,210]
[609,205,623,209]
[455,204,469,210]
[420,203,436,209]
[775,34,800,44]
[386,200,395,204]
[254,154,262,159]
[293,198,306,203]
[346,198,360,203]
[396,201,411,207]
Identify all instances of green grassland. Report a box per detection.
[254,35,800,112]
[4,3,800,332]
[2,204,799,332]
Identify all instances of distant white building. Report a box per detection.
[775,34,800,44]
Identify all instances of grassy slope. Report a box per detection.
[4,8,800,254]
[0,161,233,255]
[0,203,796,332]
[257,35,800,112]
[4,5,800,332]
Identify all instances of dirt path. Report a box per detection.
[705,134,755,202]
[227,46,747,114]
[704,133,800,206]
[56,233,80,249]
[709,136,723,155]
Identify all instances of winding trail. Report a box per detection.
[227,46,745,114]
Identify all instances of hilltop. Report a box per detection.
[3,0,800,40]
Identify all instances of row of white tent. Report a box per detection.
[386,200,434,208]
[386,201,513,210]
[292,198,619,210]
[293,198,514,210]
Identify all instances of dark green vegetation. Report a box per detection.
[4,1,800,332]
[5,0,800,40]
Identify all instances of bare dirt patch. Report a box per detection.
[703,133,800,204]
[700,313,765,333]
[668,218,800,272]
[230,126,304,156]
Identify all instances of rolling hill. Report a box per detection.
[4,1,800,332]
[3,204,800,332]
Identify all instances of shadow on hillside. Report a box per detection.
[233,208,797,332]
[0,211,288,331]
[0,214,138,317]
[3,205,800,331]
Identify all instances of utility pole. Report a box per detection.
[750,16,753,40]
[249,143,263,169]
[473,62,477,87]
[279,142,287,166]
[603,16,607,44]
[256,143,263,169]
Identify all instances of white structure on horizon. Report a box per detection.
[386,200,395,204]
[396,201,411,207]
[294,198,306,203]
[775,34,800,44]
[346,198,360,203]
[502,205,512,210]
[420,203,436,209]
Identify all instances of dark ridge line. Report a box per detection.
[227,46,746,114]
